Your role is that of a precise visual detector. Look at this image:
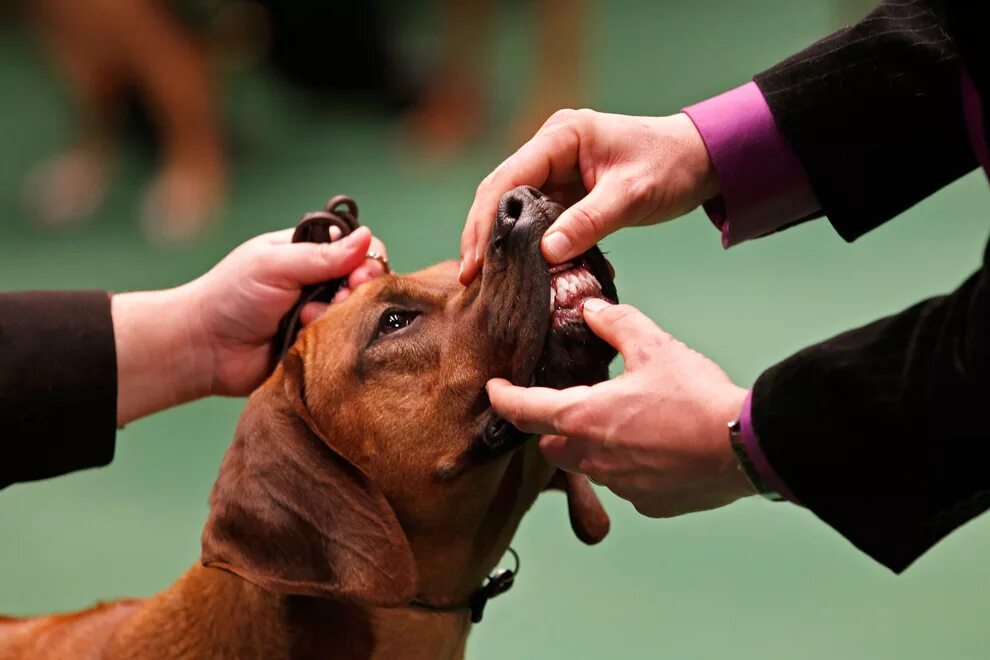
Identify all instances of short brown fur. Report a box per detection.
[0,253,611,659]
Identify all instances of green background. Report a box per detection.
[2,1,989,658]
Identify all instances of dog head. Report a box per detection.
[202,187,618,607]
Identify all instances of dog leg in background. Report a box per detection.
[25,0,121,227]
[116,0,226,244]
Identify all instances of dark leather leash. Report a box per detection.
[270,195,362,370]
[271,196,520,623]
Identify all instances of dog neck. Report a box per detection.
[105,519,515,659]
[107,563,474,660]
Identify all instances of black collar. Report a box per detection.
[408,548,519,623]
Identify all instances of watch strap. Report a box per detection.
[729,419,785,502]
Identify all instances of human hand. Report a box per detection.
[487,299,754,518]
[113,227,388,425]
[187,226,388,397]
[460,110,717,284]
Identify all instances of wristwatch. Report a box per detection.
[728,419,785,502]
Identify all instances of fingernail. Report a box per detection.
[458,260,464,277]
[583,298,608,314]
[543,232,571,261]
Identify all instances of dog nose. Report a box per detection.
[493,186,546,247]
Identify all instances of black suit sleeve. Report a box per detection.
[754,244,990,572]
[748,1,990,570]
[0,291,118,490]
[753,0,978,241]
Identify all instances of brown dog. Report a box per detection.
[0,186,617,659]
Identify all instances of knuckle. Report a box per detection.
[557,399,593,436]
[573,107,597,122]
[619,172,652,208]
[545,108,577,126]
[575,457,606,482]
[542,124,574,152]
[567,204,607,242]
[317,242,339,261]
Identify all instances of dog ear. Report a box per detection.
[546,470,610,544]
[201,351,418,606]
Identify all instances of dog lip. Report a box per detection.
[547,262,575,275]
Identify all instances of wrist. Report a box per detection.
[112,286,211,426]
[712,384,757,499]
[670,112,720,206]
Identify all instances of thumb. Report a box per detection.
[263,226,372,288]
[540,175,636,263]
[581,300,668,368]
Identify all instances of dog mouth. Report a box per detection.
[471,187,618,459]
[548,259,606,329]
[531,245,617,390]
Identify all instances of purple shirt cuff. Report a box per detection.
[739,390,800,504]
[683,82,821,248]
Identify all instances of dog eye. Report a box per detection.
[377,309,419,337]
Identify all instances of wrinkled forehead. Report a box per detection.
[300,260,463,347]
[398,260,461,293]
[348,260,462,309]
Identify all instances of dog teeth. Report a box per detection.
[551,266,604,315]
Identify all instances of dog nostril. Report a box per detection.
[505,196,524,223]
[522,186,543,199]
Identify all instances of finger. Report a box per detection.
[538,434,595,474]
[540,171,649,263]
[265,224,341,245]
[332,287,351,304]
[486,378,589,436]
[348,235,389,289]
[261,226,372,289]
[458,219,483,285]
[460,119,584,284]
[300,302,329,326]
[581,300,668,369]
[265,228,296,244]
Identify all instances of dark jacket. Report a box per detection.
[0,291,117,490]
[751,0,990,572]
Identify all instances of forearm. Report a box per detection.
[684,0,984,249]
[755,0,977,240]
[0,291,117,489]
[751,242,990,572]
[112,286,211,426]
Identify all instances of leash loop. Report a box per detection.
[270,195,362,369]
[469,547,520,623]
